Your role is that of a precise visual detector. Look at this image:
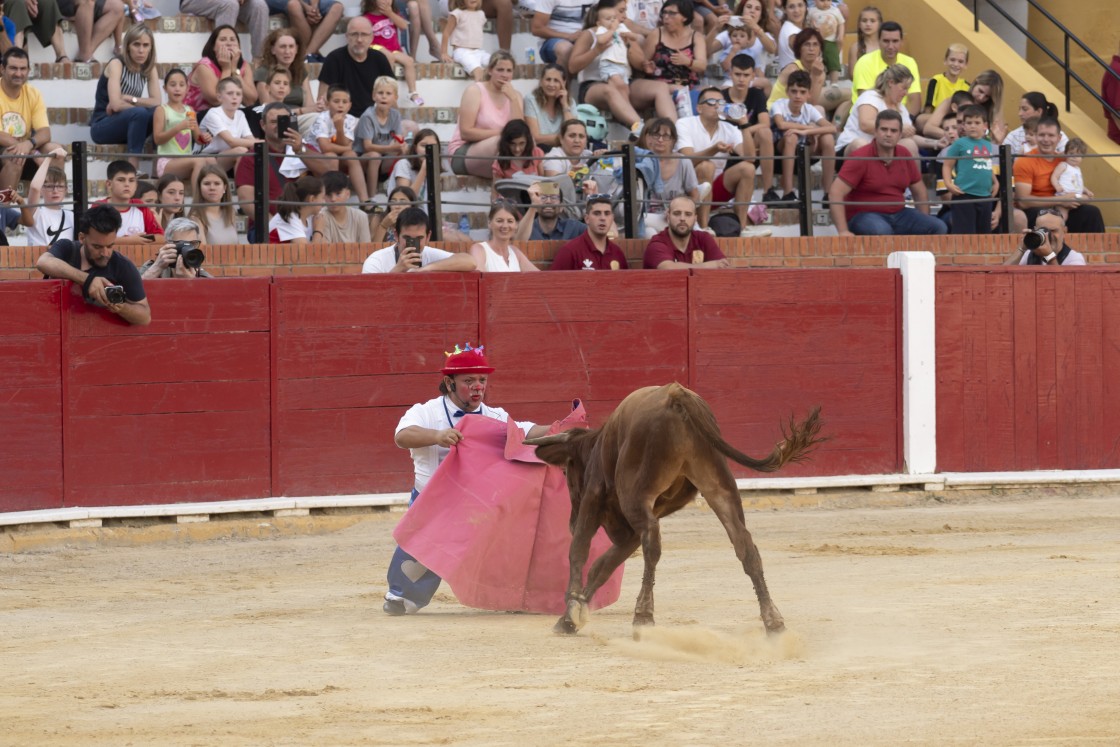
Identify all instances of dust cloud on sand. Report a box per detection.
[2,488,1120,745]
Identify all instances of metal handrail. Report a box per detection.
[972,0,1120,118]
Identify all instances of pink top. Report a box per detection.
[184,58,221,113]
[492,146,546,179]
[449,82,512,153]
[364,12,403,53]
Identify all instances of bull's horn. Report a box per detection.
[523,432,573,446]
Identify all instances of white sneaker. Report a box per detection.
[697,181,712,202]
[740,226,772,238]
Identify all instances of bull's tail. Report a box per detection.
[670,389,825,473]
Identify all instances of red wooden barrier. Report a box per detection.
[480,272,690,427]
[61,279,272,506]
[0,282,63,511]
[689,270,903,476]
[937,268,1120,472]
[271,275,480,495]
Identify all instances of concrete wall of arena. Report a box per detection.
[864,0,1120,228]
[0,270,904,513]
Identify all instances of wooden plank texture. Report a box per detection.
[690,270,902,476]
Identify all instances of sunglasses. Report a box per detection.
[586,193,613,203]
[699,98,723,107]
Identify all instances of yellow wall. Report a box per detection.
[1028,0,1117,118]
[863,0,1120,228]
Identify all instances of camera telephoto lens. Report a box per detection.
[175,241,206,269]
[1023,228,1048,250]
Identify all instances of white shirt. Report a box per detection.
[1004,125,1068,156]
[200,106,254,154]
[675,116,743,176]
[268,211,311,242]
[306,111,359,148]
[837,90,913,153]
[770,98,824,127]
[117,205,148,236]
[28,207,73,246]
[396,395,535,490]
[535,0,594,35]
[361,244,455,273]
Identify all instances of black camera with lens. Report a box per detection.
[1023,227,1050,251]
[175,240,206,269]
[104,285,127,305]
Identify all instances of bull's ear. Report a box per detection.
[522,432,573,447]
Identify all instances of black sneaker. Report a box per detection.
[780,190,799,205]
[383,598,406,616]
[762,187,783,206]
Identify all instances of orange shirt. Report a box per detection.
[1012,148,1063,198]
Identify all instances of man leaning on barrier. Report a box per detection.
[140,217,213,279]
[36,204,151,326]
[642,195,730,270]
[828,109,947,237]
[1003,209,1085,267]
[361,207,477,274]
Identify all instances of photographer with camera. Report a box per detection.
[139,217,212,279]
[35,204,151,326]
[360,207,477,274]
[1003,209,1085,266]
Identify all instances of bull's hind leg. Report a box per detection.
[704,479,785,634]
[632,518,662,629]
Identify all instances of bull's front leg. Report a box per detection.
[555,511,599,635]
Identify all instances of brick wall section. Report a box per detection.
[3,235,1118,279]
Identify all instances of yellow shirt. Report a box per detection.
[0,83,48,139]
[767,61,805,109]
[924,73,970,111]
[850,50,922,104]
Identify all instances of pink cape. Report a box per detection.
[392,403,624,614]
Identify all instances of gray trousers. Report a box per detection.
[6,0,63,48]
[179,0,269,58]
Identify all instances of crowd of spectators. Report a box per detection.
[0,0,1114,273]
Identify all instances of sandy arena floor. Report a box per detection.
[2,487,1119,746]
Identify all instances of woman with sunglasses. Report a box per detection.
[639,0,707,117]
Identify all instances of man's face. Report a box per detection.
[668,199,696,238]
[879,31,902,61]
[730,65,754,91]
[107,171,138,202]
[874,119,902,150]
[697,92,722,123]
[263,109,285,143]
[346,19,374,56]
[398,223,430,248]
[585,202,614,237]
[1035,124,1061,154]
[81,228,117,268]
[537,188,561,219]
[448,373,488,409]
[1,55,28,89]
[168,228,201,245]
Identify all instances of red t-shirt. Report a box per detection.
[1102,55,1120,145]
[549,231,628,271]
[642,229,725,268]
[234,144,288,212]
[837,142,920,220]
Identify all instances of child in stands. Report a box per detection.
[313,171,372,243]
[942,104,997,235]
[917,43,970,134]
[1050,138,1093,220]
[154,174,186,229]
[268,174,324,244]
[152,68,212,189]
[189,163,242,245]
[440,0,490,81]
[492,119,545,180]
[19,153,73,246]
[770,70,836,204]
[721,53,776,204]
[199,77,260,172]
[362,0,424,105]
[845,5,880,79]
[249,67,294,138]
[308,85,369,202]
[710,20,753,89]
[807,0,844,84]
[356,76,409,200]
[95,160,164,244]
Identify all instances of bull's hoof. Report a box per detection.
[762,603,785,635]
[765,620,787,636]
[632,613,655,627]
[553,616,580,635]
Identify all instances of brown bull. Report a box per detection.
[525,383,823,636]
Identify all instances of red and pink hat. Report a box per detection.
[441,342,495,375]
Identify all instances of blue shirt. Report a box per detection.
[530,217,586,241]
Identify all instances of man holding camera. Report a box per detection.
[139,217,212,279]
[513,181,587,242]
[1003,209,1085,266]
[360,207,477,274]
[35,204,151,326]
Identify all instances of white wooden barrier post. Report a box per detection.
[887,251,937,474]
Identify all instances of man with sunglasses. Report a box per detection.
[676,85,770,237]
[139,217,213,279]
[1003,209,1085,266]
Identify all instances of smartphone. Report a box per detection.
[538,181,559,196]
[395,235,423,263]
[277,114,293,138]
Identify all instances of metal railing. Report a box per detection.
[972,0,1120,119]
